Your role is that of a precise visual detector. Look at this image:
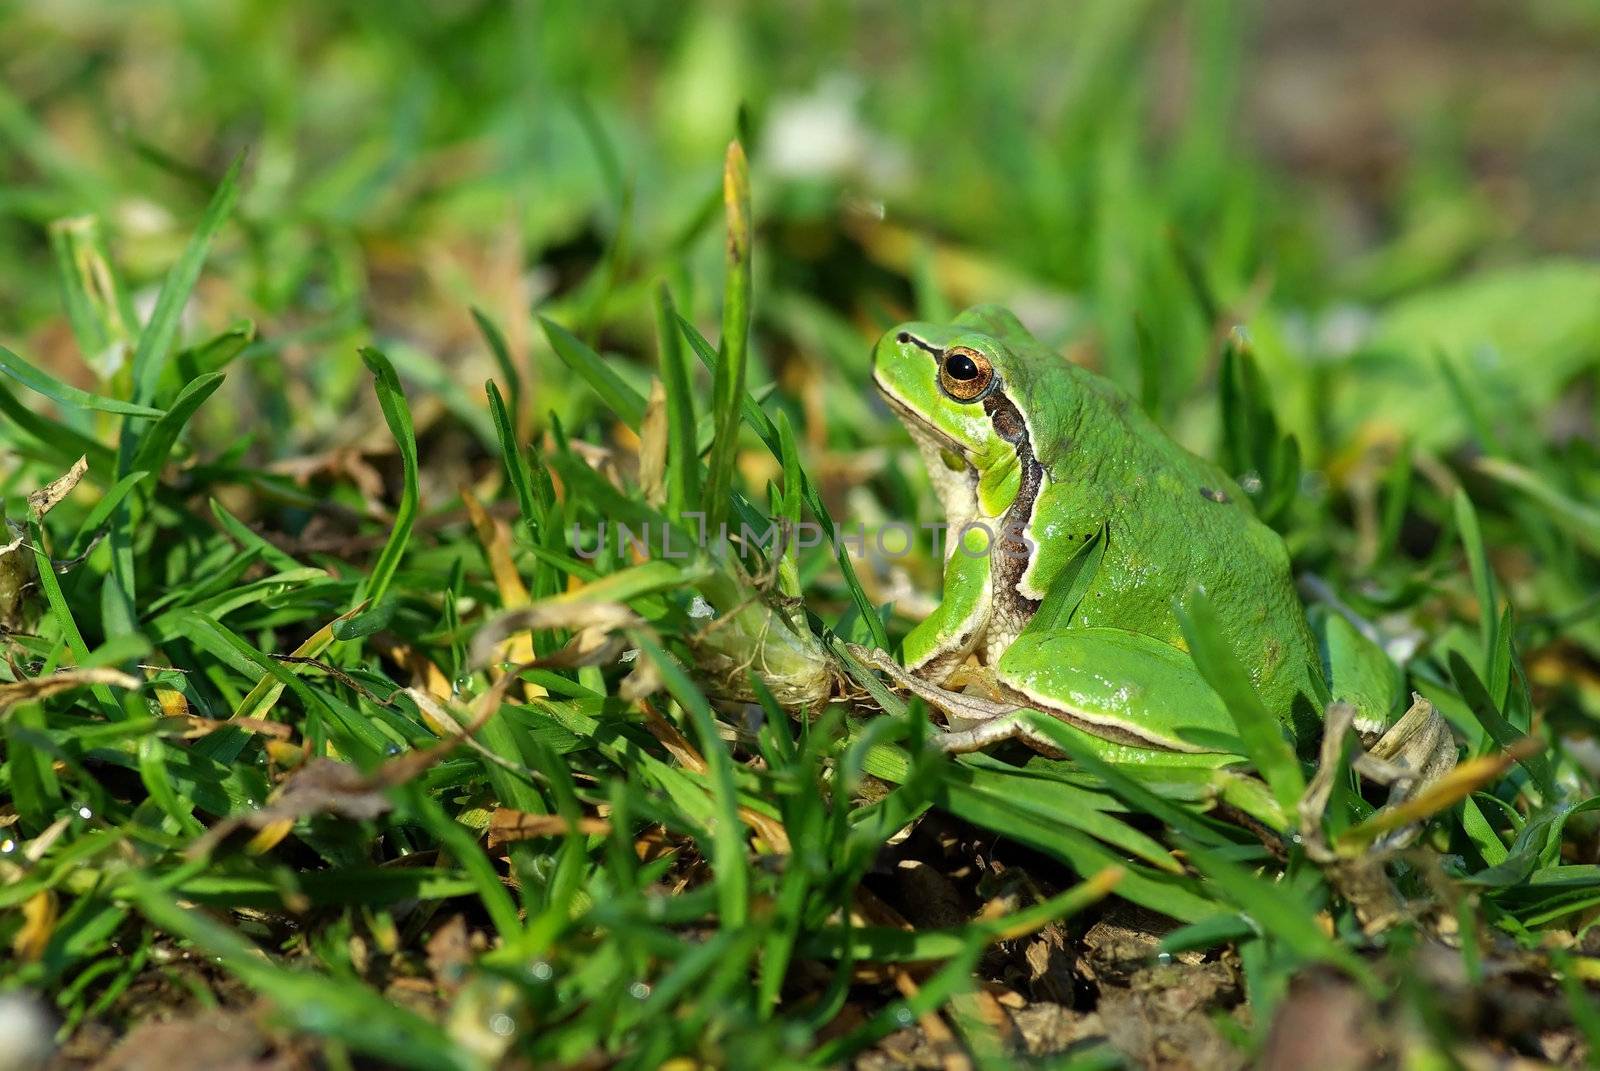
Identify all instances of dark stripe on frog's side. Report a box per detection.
[983,390,1045,618]
[896,329,1046,638]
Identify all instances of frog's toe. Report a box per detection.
[1358,694,1460,796]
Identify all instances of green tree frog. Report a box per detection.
[859,305,1455,807]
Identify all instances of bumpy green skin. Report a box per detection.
[874,305,1336,752]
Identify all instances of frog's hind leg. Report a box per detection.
[1357,693,1459,802]
[847,644,1062,753]
[1300,694,1459,857]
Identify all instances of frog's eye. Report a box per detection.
[939,346,994,402]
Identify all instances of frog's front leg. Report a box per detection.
[898,532,994,686]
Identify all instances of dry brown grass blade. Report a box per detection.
[461,485,548,700]
[486,808,612,851]
[461,486,531,611]
[0,667,141,715]
[374,639,455,703]
[637,378,669,508]
[175,714,292,740]
[468,600,641,672]
[12,890,58,962]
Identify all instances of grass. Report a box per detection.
[3,2,1600,1068]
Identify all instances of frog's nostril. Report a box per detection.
[896,332,910,344]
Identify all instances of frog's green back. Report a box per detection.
[982,310,1324,734]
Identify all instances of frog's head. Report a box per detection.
[871,305,1043,519]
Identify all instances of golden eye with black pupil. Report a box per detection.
[939,346,993,401]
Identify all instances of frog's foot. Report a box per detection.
[1301,694,1458,859]
[1356,694,1459,802]
[848,644,1058,754]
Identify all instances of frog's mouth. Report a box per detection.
[873,379,983,532]
[874,382,960,452]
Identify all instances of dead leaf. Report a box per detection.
[20,816,71,864]
[270,445,386,503]
[395,661,550,783]
[1,518,37,632]
[27,455,88,519]
[618,655,663,701]
[0,667,141,715]
[190,717,496,859]
[12,890,57,962]
[1338,738,1536,850]
[427,915,473,994]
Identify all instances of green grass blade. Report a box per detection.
[702,141,752,535]
[486,379,538,528]
[1177,586,1305,815]
[128,372,225,490]
[0,379,118,471]
[356,347,419,607]
[654,281,700,518]
[632,631,750,927]
[0,343,163,418]
[127,151,244,405]
[1182,841,1375,988]
[1448,651,1557,799]
[1453,488,1500,670]
[47,213,134,380]
[539,315,647,429]
[676,314,889,648]
[471,305,522,426]
[1475,456,1600,557]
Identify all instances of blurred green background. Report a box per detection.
[6,4,1600,1065]
[6,0,1600,462]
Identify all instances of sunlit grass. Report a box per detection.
[3,3,1600,1068]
